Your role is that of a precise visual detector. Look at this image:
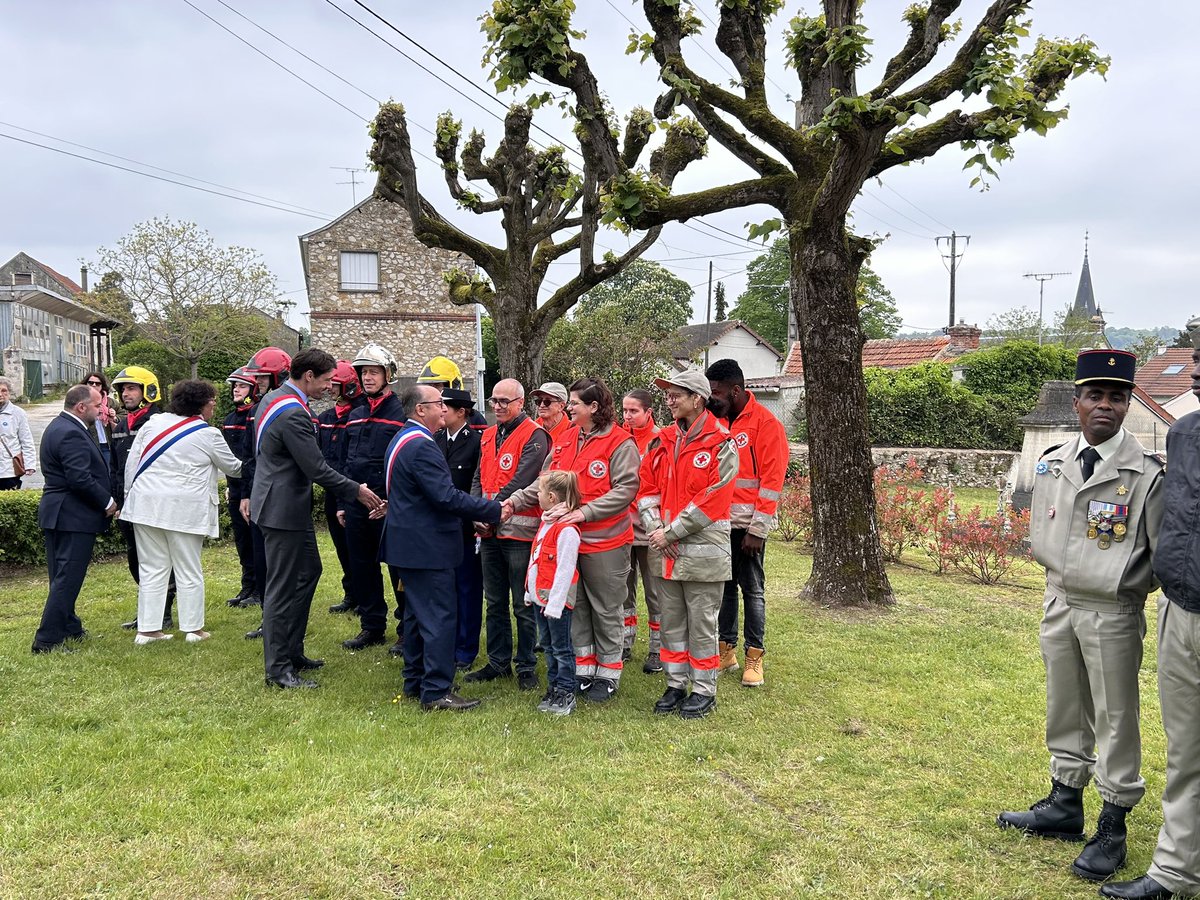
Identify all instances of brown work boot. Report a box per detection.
[718,641,739,673]
[741,647,765,687]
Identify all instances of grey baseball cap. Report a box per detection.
[654,369,711,401]
[530,382,568,402]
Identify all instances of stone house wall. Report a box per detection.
[302,198,479,391]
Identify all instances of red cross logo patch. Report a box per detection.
[499,453,514,471]
[735,432,749,448]
[589,460,607,478]
[693,451,712,468]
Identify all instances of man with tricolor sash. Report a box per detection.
[250,349,383,690]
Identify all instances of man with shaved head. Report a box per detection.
[467,378,551,691]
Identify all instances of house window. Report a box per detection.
[1162,364,1186,375]
[13,272,32,285]
[339,251,379,291]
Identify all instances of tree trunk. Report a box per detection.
[190,359,199,380]
[791,227,895,607]
[490,284,550,396]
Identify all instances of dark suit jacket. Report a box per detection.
[436,425,482,540]
[250,384,360,531]
[38,412,112,533]
[381,422,500,570]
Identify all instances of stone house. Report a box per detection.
[0,252,118,396]
[299,197,481,393]
[671,320,782,381]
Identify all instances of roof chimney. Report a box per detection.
[947,319,981,351]
[80,264,88,293]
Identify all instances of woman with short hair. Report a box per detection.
[0,376,35,490]
[121,380,242,644]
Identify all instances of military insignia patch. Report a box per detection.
[1116,484,1128,495]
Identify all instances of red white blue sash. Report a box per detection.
[131,416,207,484]
[255,394,308,456]
[384,425,434,496]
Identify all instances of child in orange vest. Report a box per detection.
[524,470,582,716]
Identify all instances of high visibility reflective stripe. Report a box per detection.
[689,653,720,670]
[735,478,760,489]
[637,495,661,510]
[575,653,598,666]
[676,543,729,558]
[660,648,688,664]
[510,515,540,528]
[731,503,756,515]
[597,659,623,670]
[648,622,661,631]
[759,488,781,501]
[623,615,638,627]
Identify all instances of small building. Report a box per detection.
[0,252,119,397]
[672,320,782,380]
[1135,346,1198,418]
[299,197,480,393]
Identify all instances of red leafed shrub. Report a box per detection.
[874,459,928,563]
[774,471,813,545]
[921,487,956,575]
[943,505,1032,585]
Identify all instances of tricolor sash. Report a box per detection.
[384,426,434,496]
[131,416,207,484]
[255,394,308,456]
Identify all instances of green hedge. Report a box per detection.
[0,484,326,568]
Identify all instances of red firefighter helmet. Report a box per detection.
[243,346,292,391]
[331,360,363,401]
[225,366,259,408]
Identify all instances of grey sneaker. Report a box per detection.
[548,690,576,716]
[537,690,554,712]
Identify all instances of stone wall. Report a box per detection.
[787,443,1018,489]
[303,198,479,391]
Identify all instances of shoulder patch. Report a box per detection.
[1145,451,1167,471]
[1039,443,1064,460]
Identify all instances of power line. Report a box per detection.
[0,131,331,220]
[878,180,953,232]
[0,120,329,216]
[859,188,938,237]
[851,206,931,240]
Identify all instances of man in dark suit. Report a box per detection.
[435,388,486,670]
[33,385,118,653]
[381,384,502,711]
[251,348,384,689]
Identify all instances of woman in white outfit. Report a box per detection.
[0,376,36,490]
[122,380,241,644]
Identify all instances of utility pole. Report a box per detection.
[935,231,970,330]
[331,166,366,204]
[1023,271,1071,345]
[704,260,713,369]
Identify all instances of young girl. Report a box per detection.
[524,470,582,716]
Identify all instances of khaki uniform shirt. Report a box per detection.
[1030,429,1165,613]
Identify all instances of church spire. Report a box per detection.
[1072,231,1097,318]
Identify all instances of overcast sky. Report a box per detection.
[3,1,1196,344]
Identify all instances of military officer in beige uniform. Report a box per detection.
[997,349,1165,884]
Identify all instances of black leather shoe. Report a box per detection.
[585,678,617,704]
[266,672,318,690]
[997,780,1086,840]
[421,691,482,712]
[463,663,512,683]
[517,672,540,691]
[328,599,356,614]
[342,629,387,651]
[236,594,262,608]
[227,588,252,607]
[244,626,263,640]
[121,619,137,630]
[388,640,404,658]
[65,630,89,644]
[680,691,717,719]
[654,687,688,715]
[622,646,633,662]
[293,656,325,671]
[643,651,663,674]
[1099,875,1174,899]
[1072,802,1130,882]
[31,639,73,654]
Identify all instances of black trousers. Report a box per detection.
[227,478,255,594]
[35,529,96,646]
[323,490,353,602]
[260,524,322,681]
[345,506,403,635]
[400,566,457,703]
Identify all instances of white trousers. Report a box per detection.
[134,524,206,632]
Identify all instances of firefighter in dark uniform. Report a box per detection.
[222,366,260,607]
[340,343,408,655]
[320,360,367,614]
[110,365,172,630]
[238,346,292,640]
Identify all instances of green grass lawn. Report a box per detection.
[0,531,1169,899]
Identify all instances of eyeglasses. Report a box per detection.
[534,397,559,407]
[417,399,447,409]
[664,391,690,402]
[488,397,521,407]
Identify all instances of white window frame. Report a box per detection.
[339,251,380,292]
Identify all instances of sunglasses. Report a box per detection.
[86,380,103,387]
[534,397,559,407]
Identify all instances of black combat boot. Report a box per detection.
[1072,802,1130,882]
[1099,875,1173,899]
[996,780,1086,840]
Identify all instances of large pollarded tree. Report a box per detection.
[368,101,706,391]
[483,0,1108,607]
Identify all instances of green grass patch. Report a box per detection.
[0,534,1167,898]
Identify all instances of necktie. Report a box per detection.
[1080,446,1101,482]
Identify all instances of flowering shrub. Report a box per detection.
[774,471,813,545]
[874,459,928,563]
[920,487,957,575]
[943,506,1032,585]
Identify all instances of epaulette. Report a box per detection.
[1039,443,1064,460]
[1145,451,1167,471]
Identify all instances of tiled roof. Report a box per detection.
[783,336,954,380]
[36,261,82,295]
[1133,384,1175,425]
[673,320,782,360]
[1135,348,1195,400]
